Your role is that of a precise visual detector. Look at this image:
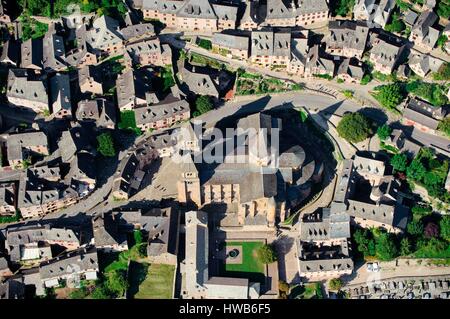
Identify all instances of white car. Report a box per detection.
[367,263,373,272]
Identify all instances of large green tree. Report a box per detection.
[375,233,398,261]
[256,244,278,264]
[400,237,412,256]
[377,124,392,141]
[390,153,408,172]
[336,112,372,143]
[406,158,426,181]
[440,216,450,241]
[373,83,405,110]
[407,220,424,237]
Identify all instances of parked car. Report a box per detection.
[372,262,380,272]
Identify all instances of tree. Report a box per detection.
[437,35,448,50]
[440,216,450,241]
[353,229,375,256]
[407,220,424,237]
[97,132,116,157]
[437,0,450,19]
[91,285,111,299]
[195,96,214,115]
[400,237,412,256]
[336,112,372,143]
[105,270,128,298]
[256,244,278,264]
[278,280,290,299]
[375,233,398,261]
[433,63,450,81]
[424,222,439,239]
[377,124,392,141]
[197,38,212,50]
[412,204,432,216]
[390,153,408,172]
[406,158,426,181]
[373,83,405,110]
[328,278,343,291]
[438,117,450,137]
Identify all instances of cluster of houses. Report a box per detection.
[297,152,411,279]
[0,204,180,298]
[0,124,98,219]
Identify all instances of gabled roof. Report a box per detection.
[178,0,217,19]
[121,23,155,41]
[76,98,116,128]
[21,38,43,69]
[266,0,294,19]
[135,96,189,125]
[337,58,364,80]
[42,29,67,71]
[7,131,48,162]
[50,73,71,113]
[180,67,219,97]
[212,33,249,51]
[7,69,48,105]
[88,15,123,49]
[212,4,238,21]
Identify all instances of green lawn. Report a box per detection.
[219,241,265,284]
[129,263,175,299]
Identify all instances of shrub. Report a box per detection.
[328,278,343,291]
[407,220,424,237]
[438,117,450,137]
[376,124,392,141]
[256,244,278,264]
[433,63,450,81]
[97,132,116,157]
[197,38,212,50]
[439,216,450,241]
[336,112,372,143]
[195,95,214,115]
[424,222,440,239]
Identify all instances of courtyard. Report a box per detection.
[217,240,266,284]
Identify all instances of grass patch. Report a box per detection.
[118,110,142,136]
[289,283,323,299]
[130,263,175,299]
[219,241,265,284]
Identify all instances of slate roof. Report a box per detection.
[50,73,71,113]
[306,45,335,74]
[0,40,20,66]
[300,207,350,241]
[7,131,48,162]
[403,98,443,129]
[21,38,43,69]
[212,4,238,21]
[212,33,249,51]
[251,30,291,57]
[298,0,329,14]
[120,23,155,41]
[39,247,98,280]
[76,98,116,128]
[88,15,123,50]
[146,207,179,257]
[178,0,217,19]
[370,37,404,70]
[337,58,364,80]
[135,95,190,125]
[327,20,369,53]
[180,67,219,97]
[42,30,67,71]
[0,277,25,299]
[7,69,48,105]
[408,52,444,75]
[92,213,128,248]
[116,69,155,108]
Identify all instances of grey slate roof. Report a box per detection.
[403,98,443,130]
[92,213,127,248]
[266,0,295,19]
[347,199,409,230]
[39,247,98,280]
[337,59,364,80]
[0,277,25,299]
[50,73,71,114]
[116,69,155,108]
[212,33,249,51]
[327,20,369,53]
[120,23,155,41]
[403,9,418,26]
[300,208,350,241]
[251,30,291,57]
[370,37,404,70]
[180,67,219,97]
[408,52,444,75]
[412,10,438,39]
[178,0,217,19]
[88,15,123,50]
[21,38,43,69]
[7,131,48,162]
[7,69,48,106]
[42,29,67,71]
[298,0,329,15]
[135,95,189,125]
[212,4,238,21]
[145,207,179,257]
[306,45,335,74]
[76,98,116,128]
